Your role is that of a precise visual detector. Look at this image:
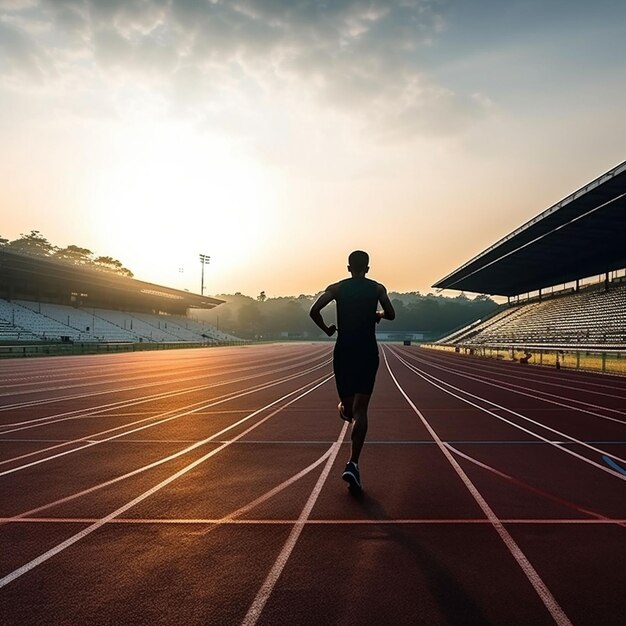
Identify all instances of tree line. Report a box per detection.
[197,291,498,339]
[0,230,134,277]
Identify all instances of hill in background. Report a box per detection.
[194,291,497,340]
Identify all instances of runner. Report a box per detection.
[309,250,395,492]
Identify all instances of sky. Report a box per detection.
[1,0,625,298]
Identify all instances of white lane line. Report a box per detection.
[189,434,345,538]
[442,443,620,524]
[241,422,348,626]
[2,438,623,445]
[0,348,317,394]
[391,348,626,480]
[398,348,626,423]
[0,345,330,402]
[0,358,332,475]
[0,346,329,420]
[2,517,624,525]
[410,350,626,400]
[0,349,331,431]
[1,373,333,525]
[0,375,334,589]
[383,347,573,626]
[0,360,331,475]
[0,361,234,395]
[402,348,626,419]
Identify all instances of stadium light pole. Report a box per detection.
[199,254,211,296]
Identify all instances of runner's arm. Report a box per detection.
[376,284,396,321]
[309,286,337,336]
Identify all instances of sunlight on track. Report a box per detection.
[0,371,335,589]
[0,356,333,476]
[1,344,624,624]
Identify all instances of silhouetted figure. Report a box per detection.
[310,250,395,492]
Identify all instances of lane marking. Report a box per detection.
[390,347,626,480]
[0,373,333,525]
[443,443,620,524]
[398,348,626,424]
[415,347,626,400]
[0,345,330,403]
[383,347,573,626]
[2,517,624,525]
[2,438,625,445]
[240,424,348,626]
[0,359,332,475]
[418,346,626,394]
[0,376,335,589]
[0,349,331,431]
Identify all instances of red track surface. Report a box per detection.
[0,343,624,625]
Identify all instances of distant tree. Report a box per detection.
[0,236,8,245]
[54,245,93,265]
[93,255,134,278]
[6,230,55,256]
[238,301,263,338]
[257,290,267,302]
[279,300,307,334]
[193,290,498,340]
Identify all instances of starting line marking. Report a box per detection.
[1,438,624,445]
[1,517,624,525]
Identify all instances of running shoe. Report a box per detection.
[342,461,361,491]
[338,401,352,423]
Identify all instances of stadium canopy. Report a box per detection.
[433,160,626,297]
[0,247,223,314]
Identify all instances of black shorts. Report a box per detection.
[333,345,379,398]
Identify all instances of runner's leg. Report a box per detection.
[350,393,371,464]
[340,395,354,420]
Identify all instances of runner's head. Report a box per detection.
[348,250,369,276]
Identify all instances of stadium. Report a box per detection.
[0,246,240,356]
[430,159,626,374]
[1,161,624,625]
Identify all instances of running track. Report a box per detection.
[0,343,624,625]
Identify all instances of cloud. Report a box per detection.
[0,19,49,80]
[0,0,491,139]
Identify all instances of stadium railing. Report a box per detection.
[421,343,626,376]
[0,340,247,358]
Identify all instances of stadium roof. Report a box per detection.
[0,247,223,310]
[433,160,626,297]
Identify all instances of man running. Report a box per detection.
[309,250,395,492]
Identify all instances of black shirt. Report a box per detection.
[334,277,379,352]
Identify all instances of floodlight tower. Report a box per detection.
[199,254,211,296]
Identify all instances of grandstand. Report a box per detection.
[0,247,241,347]
[432,160,626,366]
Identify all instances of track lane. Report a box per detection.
[0,355,332,475]
[0,344,330,424]
[0,373,336,587]
[1,343,624,625]
[382,347,572,626]
[414,347,626,405]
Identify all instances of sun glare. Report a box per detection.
[90,123,274,291]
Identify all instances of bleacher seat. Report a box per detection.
[438,284,626,348]
[0,298,240,344]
